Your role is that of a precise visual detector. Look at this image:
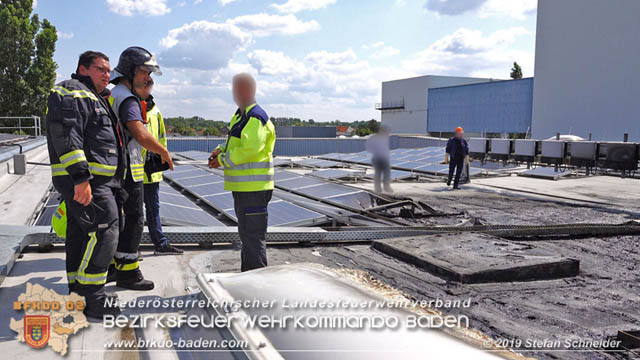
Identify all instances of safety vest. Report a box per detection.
[51,201,66,238]
[142,103,167,183]
[216,103,275,192]
[109,83,145,182]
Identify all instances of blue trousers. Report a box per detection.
[143,182,168,249]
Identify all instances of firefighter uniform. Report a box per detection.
[45,73,125,300]
[109,83,145,277]
[215,103,276,271]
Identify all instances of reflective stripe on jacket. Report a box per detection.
[216,103,276,192]
[45,74,125,193]
[142,102,167,183]
[109,83,145,182]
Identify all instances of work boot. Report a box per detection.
[83,293,121,320]
[106,263,116,283]
[446,180,451,186]
[116,269,154,290]
[154,244,184,255]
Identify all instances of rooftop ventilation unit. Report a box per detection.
[489,139,512,161]
[513,139,539,164]
[468,138,489,160]
[599,142,639,171]
[569,141,598,170]
[540,141,566,165]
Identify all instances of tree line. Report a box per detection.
[164,116,381,137]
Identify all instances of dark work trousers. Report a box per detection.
[143,182,168,249]
[115,173,143,277]
[372,157,391,192]
[63,184,119,298]
[448,155,465,187]
[232,190,272,272]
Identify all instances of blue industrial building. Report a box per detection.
[427,78,533,134]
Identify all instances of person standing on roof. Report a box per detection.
[366,125,393,193]
[108,46,174,290]
[137,79,183,255]
[46,51,125,319]
[445,126,469,190]
[208,73,276,272]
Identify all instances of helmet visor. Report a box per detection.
[142,55,162,76]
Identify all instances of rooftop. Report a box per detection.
[1,141,639,359]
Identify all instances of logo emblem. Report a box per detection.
[24,315,50,348]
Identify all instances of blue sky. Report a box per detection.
[35,0,538,122]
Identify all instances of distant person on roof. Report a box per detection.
[366,125,392,193]
[445,126,469,190]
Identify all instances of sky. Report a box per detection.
[34,0,538,122]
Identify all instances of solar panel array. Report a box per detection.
[177,150,291,167]
[164,165,327,226]
[158,182,225,226]
[319,146,489,177]
[308,169,365,180]
[274,170,375,210]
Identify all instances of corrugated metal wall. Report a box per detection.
[427,78,533,134]
[167,136,446,156]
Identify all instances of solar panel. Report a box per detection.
[158,183,225,226]
[295,158,344,168]
[414,164,450,174]
[363,170,415,181]
[278,176,326,188]
[165,165,327,226]
[177,150,212,161]
[296,183,362,199]
[226,200,326,226]
[273,157,291,167]
[34,193,61,226]
[308,169,364,180]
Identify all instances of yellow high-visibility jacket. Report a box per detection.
[142,102,167,184]
[216,103,275,192]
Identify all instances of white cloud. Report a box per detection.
[248,50,307,76]
[105,0,170,16]
[424,0,536,19]
[159,21,251,70]
[271,0,336,13]
[56,31,74,40]
[228,13,320,36]
[362,41,399,58]
[218,0,238,5]
[478,0,537,20]
[424,0,486,16]
[403,27,533,78]
[371,46,399,59]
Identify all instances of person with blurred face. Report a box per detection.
[209,73,276,272]
[445,126,469,189]
[107,46,174,290]
[136,80,183,255]
[45,51,126,319]
[366,125,392,193]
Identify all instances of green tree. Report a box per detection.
[0,0,57,120]
[510,61,523,79]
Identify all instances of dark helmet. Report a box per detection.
[110,46,162,84]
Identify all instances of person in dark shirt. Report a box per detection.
[445,126,469,189]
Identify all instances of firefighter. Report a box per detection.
[445,126,470,190]
[46,51,125,318]
[208,73,276,272]
[108,46,174,290]
[138,79,183,255]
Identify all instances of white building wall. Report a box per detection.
[380,75,492,134]
[532,0,640,141]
